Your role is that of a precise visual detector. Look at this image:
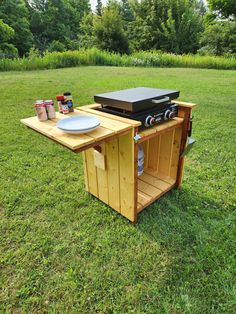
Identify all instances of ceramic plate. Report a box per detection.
[57,116,100,134]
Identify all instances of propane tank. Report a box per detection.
[138,144,144,176]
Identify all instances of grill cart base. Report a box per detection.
[21,100,196,223]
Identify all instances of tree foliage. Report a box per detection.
[200,21,236,55]
[0,19,18,58]
[0,0,235,56]
[28,0,90,50]
[128,0,203,53]
[0,19,14,43]
[94,6,129,53]
[0,0,33,56]
[96,0,103,16]
[207,0,236,18]
[78,13,96,49]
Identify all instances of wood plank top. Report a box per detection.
[174,100,197,108]
[21,109,133,152]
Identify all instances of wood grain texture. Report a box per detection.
[140,172,171,191]
[96,144,109,204]
[137,169,176,213]
[21,109,133,152]
[158,130,175,176]
[139,117,184,143]
[174,100,197,108]
[106,138,120,213]
[142,140,149,170]
[170,126,182,179]
[118,131,135,222]
[148,136,160,171]
[85,148,98,197]
[93,149,106,170]
[138,179,162,198]
[176,107,192,187]
[82,151,89,191]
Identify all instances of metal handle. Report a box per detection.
[188,116,193,137]
[151,96,170,104]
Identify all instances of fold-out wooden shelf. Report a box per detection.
[21,109,136,152]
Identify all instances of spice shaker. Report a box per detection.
[64,92,74,112]
[56,95,64,113]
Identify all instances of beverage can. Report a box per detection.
[45,100,56,119]
[35,100,47,121]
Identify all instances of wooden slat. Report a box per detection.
[85,149,98,197]
[156,173,176,185]
[158,130,175,176]
[137,202,143,213]
[82,151,88,191]
[138,179,162,198]
[106,138,120,212]
[142,140,149,170]
[119,131,135,222]
[78,105,141,127]
[176,107,192,187]
[174,100,197,108]
[133,132,139,223]
[144,168,176,185]
[96,144,109,204]
[147,136,160,171]
[139,172,170,191]
[93,149,106,170]
[137,190,152,206]
[170,126,182,179]
[139,117,183,141]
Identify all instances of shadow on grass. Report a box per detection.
[137,186,223,247]
[134,187,232,311]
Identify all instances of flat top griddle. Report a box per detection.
[94,87,179,112]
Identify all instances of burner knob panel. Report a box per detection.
[145,115,155,127]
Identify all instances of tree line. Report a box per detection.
[0,0,235,59]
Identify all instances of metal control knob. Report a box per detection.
[164,110,175,120]
[145,115,155,127]
[169,111,175,119]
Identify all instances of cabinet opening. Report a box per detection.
[137,126,182,213]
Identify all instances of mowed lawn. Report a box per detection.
[0,66,235,313]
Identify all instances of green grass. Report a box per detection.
[0,48,236,71]
[0,66,236,313]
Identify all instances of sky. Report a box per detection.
[90,0,107,11]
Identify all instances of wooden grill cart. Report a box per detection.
[21,100,196,223]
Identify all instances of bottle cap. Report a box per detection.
[56,95,65,101]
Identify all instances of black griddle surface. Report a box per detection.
[94,87,179,112]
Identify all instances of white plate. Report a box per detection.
[57,116,100,134]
